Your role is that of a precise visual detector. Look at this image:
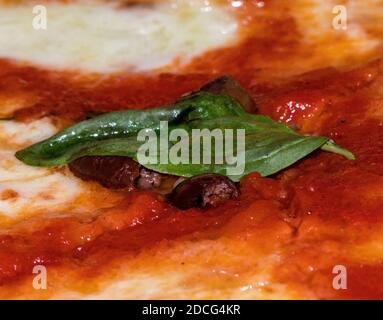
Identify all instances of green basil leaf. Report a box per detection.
[133,120,329,181]
[15,107,187,166]
[15,92,244,166]
[15,91,355,180]
[64,123,327,181]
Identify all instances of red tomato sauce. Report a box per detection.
[0,187,262,286]
[0,1,383,299]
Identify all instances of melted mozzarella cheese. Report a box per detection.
[0,118,57,182]
[0,1,237,72]
[0,117,126,222]
[0,117,57,148]
[0,118,87,219]
[0,172,84,218]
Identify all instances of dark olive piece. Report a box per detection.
[69,156,140,189]
[69,156,178,193]
[167,173,239,210]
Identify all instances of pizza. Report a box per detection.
[0,0,383,300]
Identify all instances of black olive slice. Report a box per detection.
[167,173,239,210]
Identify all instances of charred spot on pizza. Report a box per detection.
[167,173,239,210]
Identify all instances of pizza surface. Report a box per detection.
[0,0,383,299]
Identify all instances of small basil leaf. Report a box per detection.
[16,92,244,166]
[15,91,354,179]
[139,129,328,181]
[61,117,330,181]
[15,107,188,166]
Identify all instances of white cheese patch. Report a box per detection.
[0,1,237,72]
[0,150,48,181]
[0,117,57,147]
[0,118,58,182]
[0,172,83,218]
[0,118,85,219]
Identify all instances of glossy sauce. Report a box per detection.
[1,0,383,299]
